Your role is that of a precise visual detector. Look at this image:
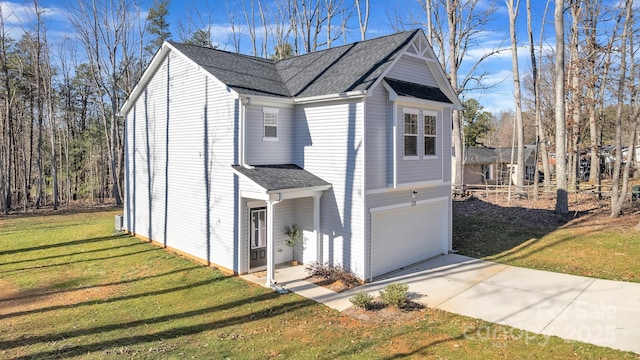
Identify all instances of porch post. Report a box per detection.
[265,200,278,288]
[313,194,322,264]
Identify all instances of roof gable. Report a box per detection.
[121,29,461,115]
[275,30,417,98]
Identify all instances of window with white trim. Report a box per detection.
[403,111,418,156]
[263,108,278,140]
[424,114,436,156]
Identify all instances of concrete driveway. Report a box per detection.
[244,254,640,354]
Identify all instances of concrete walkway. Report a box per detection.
[242,254,640,354]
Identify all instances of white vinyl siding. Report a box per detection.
[364,84,391,190]
[396,105,444,184]
[124,50,238,270]
[385,55,438,87]
[245,105,293,165]
[294,99,366,278]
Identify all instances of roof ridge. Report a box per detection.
[274,30,419,64]
[168,41,276,64]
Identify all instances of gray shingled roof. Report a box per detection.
[276,31,418,97]
[384,78,453,104]
[232,164,331,191]
[168,30,419,98]
[168,42,291,98]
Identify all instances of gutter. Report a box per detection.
[293,90,367,104]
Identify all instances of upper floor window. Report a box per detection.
[424,114,436,156]
[404,111,418,156]
[263,108,278,140]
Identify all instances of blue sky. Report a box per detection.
[157,0,558,114]
[0,0,561,114]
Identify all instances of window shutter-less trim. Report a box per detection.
[403,109,418,157]
[263,107,279,140]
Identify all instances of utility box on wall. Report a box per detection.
[115,214,124,232]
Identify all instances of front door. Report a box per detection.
[250,208,267,269]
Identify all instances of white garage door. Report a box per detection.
[371,201,447,278]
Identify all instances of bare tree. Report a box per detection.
[69,0,140,207]
[611,0,634,218]
[355,0,369,40]
[527,0,551,199]
[566,0,582,190]
[242,0,260,56]
[427,0,502,187]
[554,0,568,214]
[294,0,328,53]
[386,0,505,185]
[506,0,525,194]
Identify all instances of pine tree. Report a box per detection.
[145,0,171,56]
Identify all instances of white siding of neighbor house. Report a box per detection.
[385,55,438,87]
[124,50,239,271]
[294,99,366,278]
[245,105,294,165]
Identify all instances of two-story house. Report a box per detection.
[120,29,462,287]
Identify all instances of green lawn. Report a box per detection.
[453,202,640,283]
[0,208,636,359]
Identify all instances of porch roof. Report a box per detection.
[232,164,331,193]
[384,78,453,104]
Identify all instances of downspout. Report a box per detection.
[240,97,252,168]
[265,198,282,289]
[391,101,398,188]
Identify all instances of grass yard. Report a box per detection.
[453,197,640,283]
[1,207,637,359]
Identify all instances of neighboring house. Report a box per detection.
[452,146,537,185]
[120,29,462,286]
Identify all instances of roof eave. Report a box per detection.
[119,43,172,116]
[395,95,455,108]
[293,90,367,104]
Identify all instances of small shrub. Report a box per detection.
[305,262,362,289]
[379,283,409,307]
[349,291,374,309]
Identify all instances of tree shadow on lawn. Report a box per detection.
[0,262,208,316]
[0,240,145,268]
[0,235,121,257]
[0,246,157,275]
[452,197,592,260]
[6,291,314,359]
[0,205,121,219]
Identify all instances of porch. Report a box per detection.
[233,164,331,289]
[241,263,354,309]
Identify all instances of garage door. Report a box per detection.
[371,201,447,278]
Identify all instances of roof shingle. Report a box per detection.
[384,78,453,104]
[168,30,420,99]
[232,164,331,191]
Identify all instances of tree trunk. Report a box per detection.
[554,0,568,214]
[507,0,525,194]
[612,0,633,218]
